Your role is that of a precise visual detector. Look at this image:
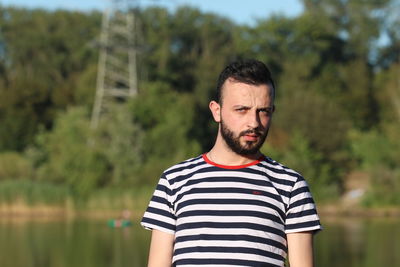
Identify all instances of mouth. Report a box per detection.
[242,133,260,142]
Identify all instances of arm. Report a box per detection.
[286,231,314,267]
[147,229,174,267]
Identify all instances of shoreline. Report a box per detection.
[0,202,399,220]
[318,204,400,218]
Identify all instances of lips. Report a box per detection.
[243,133,259,141]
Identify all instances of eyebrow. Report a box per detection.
[233,105,273,110]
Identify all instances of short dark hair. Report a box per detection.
[215,59,275,104]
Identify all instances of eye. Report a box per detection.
[235,107,247,113]
[259,108,272,116]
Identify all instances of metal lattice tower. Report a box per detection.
[91,0,139,128]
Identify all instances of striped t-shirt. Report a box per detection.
[141,154,322,267]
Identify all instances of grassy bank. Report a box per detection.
[1,180,399,219]
[0,180,153,219]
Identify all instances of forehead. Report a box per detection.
[221,79,273,105]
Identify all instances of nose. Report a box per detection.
[247,111,261,129]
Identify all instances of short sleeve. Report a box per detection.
[141,174,176,234]
[284,176,322,234]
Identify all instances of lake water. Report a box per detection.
[0,216,399,267]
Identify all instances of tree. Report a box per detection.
[0,7,100,151]
[129,81,201,183]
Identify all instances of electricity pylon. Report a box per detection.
[91,0,139,128]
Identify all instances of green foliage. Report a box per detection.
[0,7,100,151]
[82,186,153,212]
[263,132,339,202]
[274,89,350,161]
[374,63,400,124]
[130,82,201,183]
[0,180,69,205]
[0,151,33,181]
[34,107,110,196]
[0,2,399,206]
[362,166,400,206]
[350,125,400,205]
[31,103,145,196]
[94,103,144,186]
[350,129,399,169]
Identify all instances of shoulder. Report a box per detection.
[258,156,305,186]
[162,155,207,182]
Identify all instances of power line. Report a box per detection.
[91,0,140,128]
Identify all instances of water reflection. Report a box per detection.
[0,216,399,267]
[315,217,400,267]
[0,218,150,267]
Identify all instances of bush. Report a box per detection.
[362,166,400,206]
[350,126,400,206]
[0,180,69,205]
[33,107,112,196]
[0,152,33,181]
[262,132,339,202]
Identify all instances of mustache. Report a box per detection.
[239,129,264,137]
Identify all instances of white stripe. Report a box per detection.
[171,172,255,188]
[141,222,175,234]
[165,156,203,172]
[147,200,171,211]
[177,265,249,267]
[178,215,283,228]
[167,162,208,179]
[142,211,175,226]
[177,203,284,221]
[286,214,320,225]
[287,203,316,214]
[175,227,287,245]
[285,225,322,234]
[173,252,283,266]
[176,192,285,210]
[176,180,287,198]
[174,240,286,257]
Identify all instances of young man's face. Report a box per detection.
[212,78,275,155]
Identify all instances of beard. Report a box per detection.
[220,119,268,156]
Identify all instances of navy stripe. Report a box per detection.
[259,162,302,179]
[177,222,286,239]
[172,176,280,196]
[164,157,205,176]
[175,246,285,262]
[245,167,298,187]
[169,165,275,185]
[174,257,281,267]
[149,195,172,207]
[175,234,287,251]
[276,188,290,198]
[146,207,176,220]
[291,185,311,196]
[155,183,173,197]
[179,209,283,225]
[141,217,176,231]
[285,220,321,231]
[175,186,283,204]
[288,197,315,210]
[286,208,317,220]
[177,198,286,221]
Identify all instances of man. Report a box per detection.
[141,59,322,267]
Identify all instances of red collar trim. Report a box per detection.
[202,153,264,169]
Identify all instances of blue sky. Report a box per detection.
[1,0,303,25]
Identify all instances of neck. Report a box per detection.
[208,135,262,166]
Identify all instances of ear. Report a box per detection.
[209,101,221,123]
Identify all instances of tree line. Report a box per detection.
[0,0,399,205]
